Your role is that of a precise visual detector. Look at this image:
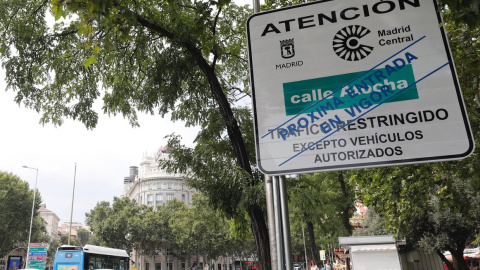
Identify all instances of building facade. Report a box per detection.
[39,204,60,239]
[123,149,196,270]
[123,151,195,209]
[58,221,91,238]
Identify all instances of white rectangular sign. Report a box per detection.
[247,0,474,174]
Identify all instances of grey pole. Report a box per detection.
[279,176,292,270]
[22,166,39,268]
[265,175,278,270]
[252,0,260,13]
[302,226,308,269]
[68,163,77,245]
[272,176,284,270]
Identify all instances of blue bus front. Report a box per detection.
[53,246,85,270]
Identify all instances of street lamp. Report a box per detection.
[22,165,39,269]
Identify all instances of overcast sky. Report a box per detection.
[0,67,199,225]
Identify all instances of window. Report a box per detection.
[166,248,172,256]
[156,194,163,205]
[167,194,173,202]
[148,184,153,190]
[146,262,150,270]
[182,194,186,202]
[168,183,173,189]
[147,194,153,205]
[167,263,173,270]
[155,263,162,270]
[157,183,162,189]
[218,264,221,270]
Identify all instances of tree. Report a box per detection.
[287,172,355,263]
[354,161,480,270]
[0,171,45,258]
[60,234,81,246]
[86,197,145,255]
[77,228,91,246]
[352,207,389,237]
[0,0,271,267]
[48,238,61,266]
[169,194,253,263]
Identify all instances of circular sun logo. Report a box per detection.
[333,25,374,61]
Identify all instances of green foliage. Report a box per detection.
[60,234,81,246]
[85,197,146,255]
[169,194,254,261]
[48,238,61,266]
[288,172,355,262]
[77,228,91,246]
[0,171,45,257]
[438,0,480,27]
[354,162,480,270]
[352,208,389,236]
[85,195,254,261]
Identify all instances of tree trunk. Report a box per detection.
[191,42,270,270]
[135,13,271,270]
[436,250,454,270]
[450,244,469,270]
[337,172,353,235]
[306,220,318,263]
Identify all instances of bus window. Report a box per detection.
[112,258,119,270]
[95,258,102,269]
[105,257,113,269]
[120,260,125,270]
[89,258,95,270]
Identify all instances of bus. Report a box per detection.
[53,245,129,270]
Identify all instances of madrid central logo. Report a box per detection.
[333,25,374,61]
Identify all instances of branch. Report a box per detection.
[52,29,79,38]
[32,0,49,16]
[135,13,175,40]
[210,7,222,69]
[1,6,21,39]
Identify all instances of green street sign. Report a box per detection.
[29,265,46,269]
[29,247,48,252]
[28,261,46,268]
[28,261,46,265]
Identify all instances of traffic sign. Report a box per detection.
[319,250,326,261]
[29,247,48,252]
[29,252,47,256]
[29,256,47,261]
[247,0,474,174]
[29,243,48,247]
[28,261,46,269]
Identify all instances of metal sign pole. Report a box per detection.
[279,176,292,270]
[265,175,278,270]
[272,176,284,270]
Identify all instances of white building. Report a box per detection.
[123,149,195,270]
[123,149,249,270]
[123,150,194,208]
[39,204,60,239]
